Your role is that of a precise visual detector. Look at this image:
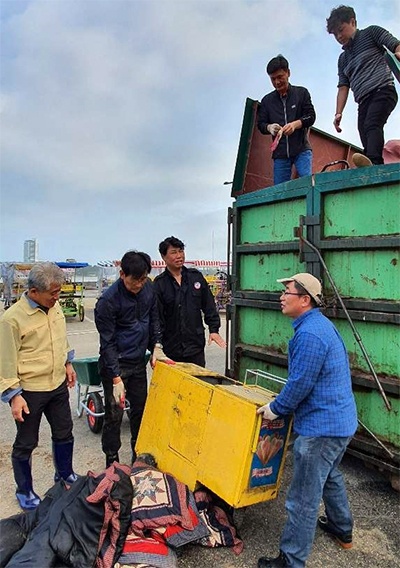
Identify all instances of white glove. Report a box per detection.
[153,344,167,360]
[267,123,281,136]
[113,380,125,407]
[151,344,175,369]
[257,403,279,421]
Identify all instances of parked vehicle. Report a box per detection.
[225,98,400,489]
[56,261,89,321]
[0,263,33,309]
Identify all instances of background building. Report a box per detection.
[23,239,38,262]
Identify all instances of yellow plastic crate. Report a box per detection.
[136,362,292,508]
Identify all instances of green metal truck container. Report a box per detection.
[226,98,400,489]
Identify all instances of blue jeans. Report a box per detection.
[280,435,353,567]
[273,150,312,185]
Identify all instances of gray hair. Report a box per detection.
[28,262,65,291]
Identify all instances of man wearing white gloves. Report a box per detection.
[95,250,161,467]
[257,273,357,568]
[257,55,316,186]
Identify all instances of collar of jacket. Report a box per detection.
[20,292,53,316]
[165,265,187,281]
[342,28,359,50]
[273,82,292,99]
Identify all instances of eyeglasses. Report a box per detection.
[281,292,307,297]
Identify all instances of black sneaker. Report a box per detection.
[105,453,119,468]
[258,551,289,567]
[318,515,353,549]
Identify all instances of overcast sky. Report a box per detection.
[1,0,399,265]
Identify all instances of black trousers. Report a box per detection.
[358,85,398,164]
[12,381,73,461]
[174,351,206,367]
[101,360,147,457]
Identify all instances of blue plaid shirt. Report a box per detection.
[270,309,357,437]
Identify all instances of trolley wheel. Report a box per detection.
[86,392,104,433]
[79,305,85,322]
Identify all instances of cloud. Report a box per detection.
[1,0,314,193]
[1,0,399,263]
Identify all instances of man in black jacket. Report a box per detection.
[95,250,161,467]
[153,236,226,368]
[257,54,316,185]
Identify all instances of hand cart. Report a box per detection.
[74,357,105,433]
[74,354,151,433]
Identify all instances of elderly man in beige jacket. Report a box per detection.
[0,262,77,510]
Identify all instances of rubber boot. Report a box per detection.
[53,439,78,484]
[12,457,41,511]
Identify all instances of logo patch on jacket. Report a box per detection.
[194,282,201,290]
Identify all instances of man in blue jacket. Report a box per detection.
[95,250,161,467]
[257,55,316,185]
[257,273,357,568]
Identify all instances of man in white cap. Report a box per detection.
[257,273,357,568]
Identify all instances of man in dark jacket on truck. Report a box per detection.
[153,236,226,368]
[257,54,316,186]
[95,250,161,467]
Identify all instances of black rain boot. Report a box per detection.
[12,457,41,511]
[53,439,78,484]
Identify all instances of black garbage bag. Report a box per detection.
[1,464,133,568]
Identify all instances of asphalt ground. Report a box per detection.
[0,295,399,567]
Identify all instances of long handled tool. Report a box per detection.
[294,227,395,460]
[294,226,392,412]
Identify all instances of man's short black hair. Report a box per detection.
[326,5,356,33]
[158,236,185,257]
[120,250,151,278]
[266,54,289,76]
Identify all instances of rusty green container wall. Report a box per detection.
[322,185,399,237]
[237,306,291,352]
[230,162,400,460]
[323,250,400,301]
[240,254,301,291]
[240,198,305,244]
[355,391,400,447]
[332,319,399,376]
